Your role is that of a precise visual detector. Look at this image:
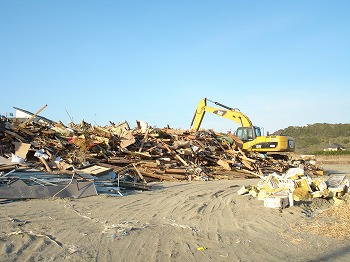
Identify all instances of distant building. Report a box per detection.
[13,107,54,125]
[323,143,347,151]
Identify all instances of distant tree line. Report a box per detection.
[273,123,350,154]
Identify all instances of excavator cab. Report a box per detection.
[235,126,262,142]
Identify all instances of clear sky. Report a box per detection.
[1,1,349,133]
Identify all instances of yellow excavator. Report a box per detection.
[190,98,295,153]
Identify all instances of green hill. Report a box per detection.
[273,123,350,154]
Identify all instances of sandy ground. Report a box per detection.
[1,165,350,262]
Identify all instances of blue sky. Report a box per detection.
[1,1,349,133]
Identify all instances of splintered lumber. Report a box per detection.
[241,159,255,170]
[257,166,264,177]
[16,126,35,136]
[96,162,132,174]
[107,157,133,164]
[39,157,52,172]
[132,163,146,183]
[4,130,26,142]
[138,128,150,152]
[163,168,187,174]
[233,167,264,179]
[21,104,48,125]
[120,148,153,158]
[217,159,231,171]
[0,114,324,185]
[138,169,178,181]
[139,161,159,168]
[78,165,113,176]
[161,141,189,166]
[153,171,187,180]
[0,165,17,171]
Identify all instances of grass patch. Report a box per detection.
[292,201,350,240]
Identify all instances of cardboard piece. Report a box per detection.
[14,142,31,159]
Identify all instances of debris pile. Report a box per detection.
[0,114,324,199]
[238,167,349,209]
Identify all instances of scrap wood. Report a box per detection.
[236,153,256,164]
[232,166,264,179]
[217,159,231,171]
[137,168,178,181]
[120,148,153,158]
[132,163,146,183]
[163,168,187,174]
[153,170,187,180]
[240,159,255,170]
[107,157,133,164]
[116,180,150,190]
[91,125,111,138]
[4,130,26,142]
[118,129,136,148]
[15,125,35,136]
[138,127,150,152]
[20,104,48,126]
[0,114,324,186]
[96,162,148,184]
[0,156,17,170]
[192,139,207,150]
[139,161,159,168]
[78,164,113,176]
[0,165,18,171]
[39,157,52,172]
[92,162,142,182]
[160,140,189,166]
[257,166,264,177]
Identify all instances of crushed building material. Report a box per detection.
[0,113,324,199]
[239,167,349,209]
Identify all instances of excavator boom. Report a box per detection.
[190,98,253,130]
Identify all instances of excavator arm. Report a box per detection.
[190,98,253,131]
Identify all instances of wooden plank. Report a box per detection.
[138,128,150,152]
[164,168,187,174]
[4,130,26,142]
[161,141,189,166]
[217,159,231,171]
[107,157,133,164]
[138,169,178,181]
[78,165,113,176]
[39,157,52,172]
[132,164,146,183]
[21,104,48,125]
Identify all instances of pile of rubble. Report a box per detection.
[238,167,349,209]
[0,114,324,199]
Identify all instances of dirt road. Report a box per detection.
[1,164,349,262]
